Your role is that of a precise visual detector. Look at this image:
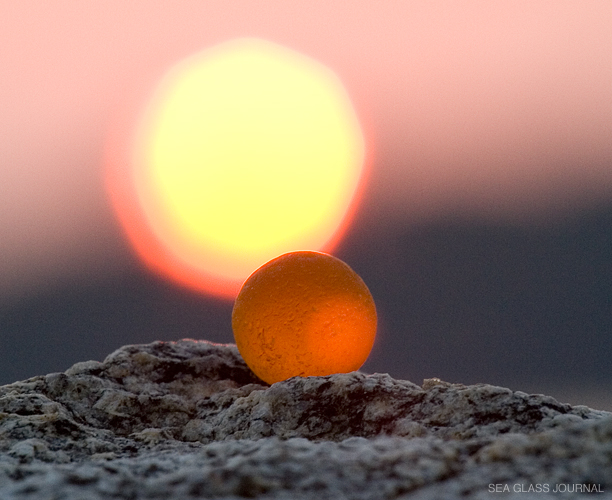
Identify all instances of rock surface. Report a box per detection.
[0,339,610,499]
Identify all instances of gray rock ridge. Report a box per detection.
[1,339,611,499]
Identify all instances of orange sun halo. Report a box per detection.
[106,38,368,299]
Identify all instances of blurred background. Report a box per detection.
[1,1,611,409]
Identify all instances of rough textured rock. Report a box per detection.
[0,339,610,499]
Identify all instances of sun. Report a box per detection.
[106,38,367,298]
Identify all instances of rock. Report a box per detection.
[0,339,610,499]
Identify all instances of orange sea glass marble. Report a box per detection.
[232,251,377,384]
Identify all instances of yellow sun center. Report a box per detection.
[109,38,366,298]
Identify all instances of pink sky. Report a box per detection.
[1,0,611,299]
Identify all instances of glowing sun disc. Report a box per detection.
[106,38,367,298]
